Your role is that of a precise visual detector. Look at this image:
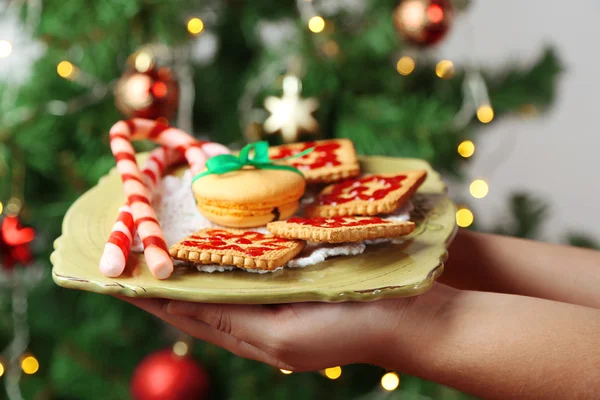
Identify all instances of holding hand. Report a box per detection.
[122,230,600,399]
[122,283,455,373]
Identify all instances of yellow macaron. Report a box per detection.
[192,167,306,228]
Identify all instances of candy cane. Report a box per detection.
[99,146,183,278]
[107,119,229,279]
[111,119,216,175]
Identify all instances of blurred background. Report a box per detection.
[0,0,598,399]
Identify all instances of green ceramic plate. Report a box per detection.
[51,154,457,304]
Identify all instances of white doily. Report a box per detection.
[133,170,413,273]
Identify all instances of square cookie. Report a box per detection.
[305,170,427,217]
[269,139,360,184]
[268,216,415,243]
[169,229,305,270]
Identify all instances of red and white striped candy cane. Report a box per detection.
[99,146,183,277]
[100,206,135,277]
[112,118,218,175]
[107,119,229,279]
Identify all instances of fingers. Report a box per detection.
[215,335,294,371]
[166,301,280,350]
[118,297,294,370]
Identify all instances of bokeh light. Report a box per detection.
[457,140,475,158]
[381,372,400,391]
[134,52,152,73]
[427,4,444,23]
[477,105,494,123]
[401,1,426,30]
[396,56,415,76]
[21,355,39,375]
[324,366,342,380]
[57,61,75,79]
[456,208,474,228]
[280,369,293,375]
[470,179,489,199]
[187,17,204,35]
[435,60,454,79]
[0,361,4,377]
[308,16,325,33]
[172,341,188,356]
[0,40,12,58]
[321,40,340,57]
[151,81,168,98]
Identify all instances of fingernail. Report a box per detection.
[166,301,197,315]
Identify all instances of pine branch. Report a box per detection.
[565,233,600,250]
[487,47,562,115]
[491,193,549,239]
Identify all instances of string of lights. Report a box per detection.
[298,0,343,58]
[279,366,403,396]
[394,52,496,229]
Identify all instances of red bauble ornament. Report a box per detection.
[0,215,35,270]
[393,0,454,47]
[114,49,179,120]
[130,349,210,400]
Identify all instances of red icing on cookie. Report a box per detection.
[287,216,391,228]
[180,230,293,257]
[317,175,407,206]
[271,142,342,170]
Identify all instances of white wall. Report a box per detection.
[439,0,600,242]
[2,1,599,242]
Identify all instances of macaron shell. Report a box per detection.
[192,168,306,206]
[197,200,300,228]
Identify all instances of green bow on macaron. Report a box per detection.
[192,141,313,184]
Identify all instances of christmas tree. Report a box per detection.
[0,0,583,399]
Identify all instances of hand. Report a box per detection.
[120,282,457,373]
[119,229,600,399]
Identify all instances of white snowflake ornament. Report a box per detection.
[263,75,319,143]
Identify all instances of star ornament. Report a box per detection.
[263,75,319,143]
[0,215,35,271]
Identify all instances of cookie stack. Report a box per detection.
[170,139,427,271]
